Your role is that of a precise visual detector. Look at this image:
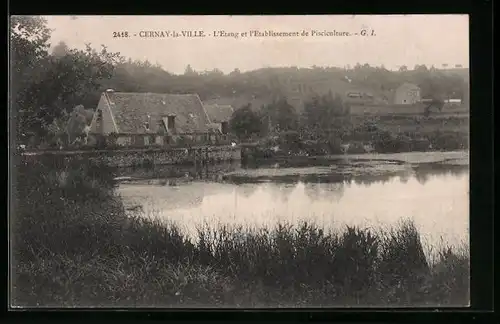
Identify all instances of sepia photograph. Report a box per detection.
[9,15,470,308]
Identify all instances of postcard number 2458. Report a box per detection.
[113,31,129,38]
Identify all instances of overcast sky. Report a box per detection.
[43,15,469,74]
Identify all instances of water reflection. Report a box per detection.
[303,183,345,202]
[226,161,468,186]
[114,161,241,182]
[413,163,468,185]
[118,161,469,250]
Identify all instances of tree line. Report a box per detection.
[11,16,469,147]
[11,16,123,145]
[229,91,348,141]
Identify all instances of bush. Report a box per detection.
[377,220,430,305]
[392,134,413,152]
[346,141,367,154]
[429,131,468,151]
[296,116,468,155]
[411,137,432,152]
[427,246,470,305]
[301,140,329,156]
[371,130,396,153]
[279,131,301,152]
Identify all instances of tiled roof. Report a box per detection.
[103,92,211,134]
[203,104,234,123]
[397,82,420,90]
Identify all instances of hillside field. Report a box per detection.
[351,115,469,135]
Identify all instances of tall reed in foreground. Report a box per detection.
[11,158,470,307]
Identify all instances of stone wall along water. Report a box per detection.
[20,145,242,168]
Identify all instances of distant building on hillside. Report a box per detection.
[445,99,462,104]
[393,83,421,105]
[344,91,375,105]
[346,91,363,99]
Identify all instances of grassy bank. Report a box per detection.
[246,127,468,161]
[11,159,469,307]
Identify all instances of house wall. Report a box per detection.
[105,133,231,148]
[221,122,229,134]
[155,135,164,146]
[89,94,117,135]
[116,136,132,146]
[393,85,421,105]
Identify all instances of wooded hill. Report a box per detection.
[103,63,470,113]
[11,16,469,143]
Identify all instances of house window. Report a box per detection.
[221,121,229,134]
[96,110,103,133]
[144,114,151,132]
[144,135,150,146]
[167,116,176,131]
[407,90,419,98]
[157,120,166,134]
[117,136,131,146]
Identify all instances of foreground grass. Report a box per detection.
[11,158,470,307]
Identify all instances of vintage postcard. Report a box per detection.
[10,15,469,308]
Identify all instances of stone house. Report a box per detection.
[88,89,214,146]
[203,103,234,134]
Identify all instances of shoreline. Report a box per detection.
[254,150,469,166]
[114,151,469,185]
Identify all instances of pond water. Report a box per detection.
[118,151,469,252]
